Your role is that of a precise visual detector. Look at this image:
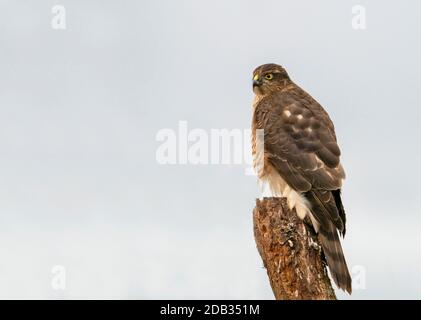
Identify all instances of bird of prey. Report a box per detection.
[251,63,352,293]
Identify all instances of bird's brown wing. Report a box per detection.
[253,87,346,232]
[254,86,352,293]
[254,85,352,293]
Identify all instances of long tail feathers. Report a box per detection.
[318,222,352,294]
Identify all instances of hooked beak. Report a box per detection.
[253,74,262,88]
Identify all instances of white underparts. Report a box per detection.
[259,170,320,233]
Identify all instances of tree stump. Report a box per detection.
[253,197,336,300]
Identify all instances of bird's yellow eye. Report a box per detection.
[265,73,274,80]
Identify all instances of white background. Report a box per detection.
[0,0,420,299]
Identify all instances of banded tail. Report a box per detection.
[305,189,352,294]
[319,222,352,294]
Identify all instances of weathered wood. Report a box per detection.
[253,197,336,300]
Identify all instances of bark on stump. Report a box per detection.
[253,197,336,300]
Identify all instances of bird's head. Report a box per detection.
[252,63,291,96]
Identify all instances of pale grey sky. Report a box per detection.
[0,0,420,299]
